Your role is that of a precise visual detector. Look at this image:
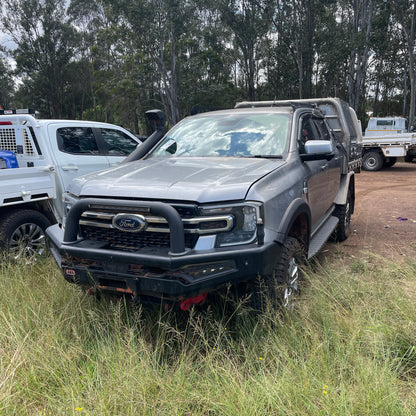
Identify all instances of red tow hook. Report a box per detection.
[87,287,96,295]
[180,293,208,311]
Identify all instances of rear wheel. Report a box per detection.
[253,236,304,310]
[0,210,51,260]
[334,187,352,242]
[362,151,383,171]
[383,157,397,168]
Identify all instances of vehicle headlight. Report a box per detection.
[200,202,263,247]
[62,192,79,230]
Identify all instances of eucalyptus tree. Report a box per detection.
[313,0,375,112]
[177,5,243,114]
[106,0,199,125]
[211,0,273,101]
[263,0,322,99]
[67,0,103,119]
[0,52,14,108]
[390,0,416,127]
[366,0,405,117]
[345,0,375,112]
[0,0,77,117]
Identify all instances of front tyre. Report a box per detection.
[254,236,304,310]
[0,209,51,260]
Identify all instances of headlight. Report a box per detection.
[200,202,263,247]
[62,192,79,230]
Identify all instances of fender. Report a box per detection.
[334,172,355,206]
[275,198,311,245]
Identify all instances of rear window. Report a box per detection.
[376,120,394,126]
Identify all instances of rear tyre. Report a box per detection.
[253,236,304,311]
[0,210,51,260]
[362,151,383,171]
[333,187,352,242]
[383,157,397,168]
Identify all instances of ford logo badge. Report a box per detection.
[112,214,147,233]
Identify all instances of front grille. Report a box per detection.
[82,225,198,250]
[78,202,233,251]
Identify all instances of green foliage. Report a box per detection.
[1,0,78,118]
[0,254,415,414]
[1,0,415,123]
[0,53,15,108]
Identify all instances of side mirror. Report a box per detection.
[300,140,335,161]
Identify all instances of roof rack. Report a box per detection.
[235,101,316,110]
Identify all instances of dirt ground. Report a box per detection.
[330,161,416,261]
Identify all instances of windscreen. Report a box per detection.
[148,112,291,158]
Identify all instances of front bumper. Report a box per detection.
[47,223,281,300]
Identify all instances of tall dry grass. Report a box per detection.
[0,252,415,415]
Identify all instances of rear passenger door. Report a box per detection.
[50,126,110,191]
[48,126,111,218]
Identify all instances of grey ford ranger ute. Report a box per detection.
[47,98,362,310]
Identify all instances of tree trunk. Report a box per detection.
[347,0,374,111]
[408,0,416,128]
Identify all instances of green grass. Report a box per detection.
[0,252,415,415]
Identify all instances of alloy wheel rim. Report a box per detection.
[283,257,299,308]
[344,201,351,229]
[9,223,46,260]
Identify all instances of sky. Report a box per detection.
[0,32,17,69]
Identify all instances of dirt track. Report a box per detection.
[331,161,416,261]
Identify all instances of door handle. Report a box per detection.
[321,164,328,171]
[61,165,79,171]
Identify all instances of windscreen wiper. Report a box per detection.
[247,155,283,159]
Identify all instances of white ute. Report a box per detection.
[0,109,142,259]
[362,116,416,170]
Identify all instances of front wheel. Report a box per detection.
[254,236,304,310]
[362,151,383,171]
[0,209,51,260]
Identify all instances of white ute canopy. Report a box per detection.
[365,116,408,136]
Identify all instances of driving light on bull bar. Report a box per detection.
[181,260,236,278]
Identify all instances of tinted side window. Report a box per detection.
[100,129,138,155]
[57,127,99,154]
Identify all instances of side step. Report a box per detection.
[308,216,339,259]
